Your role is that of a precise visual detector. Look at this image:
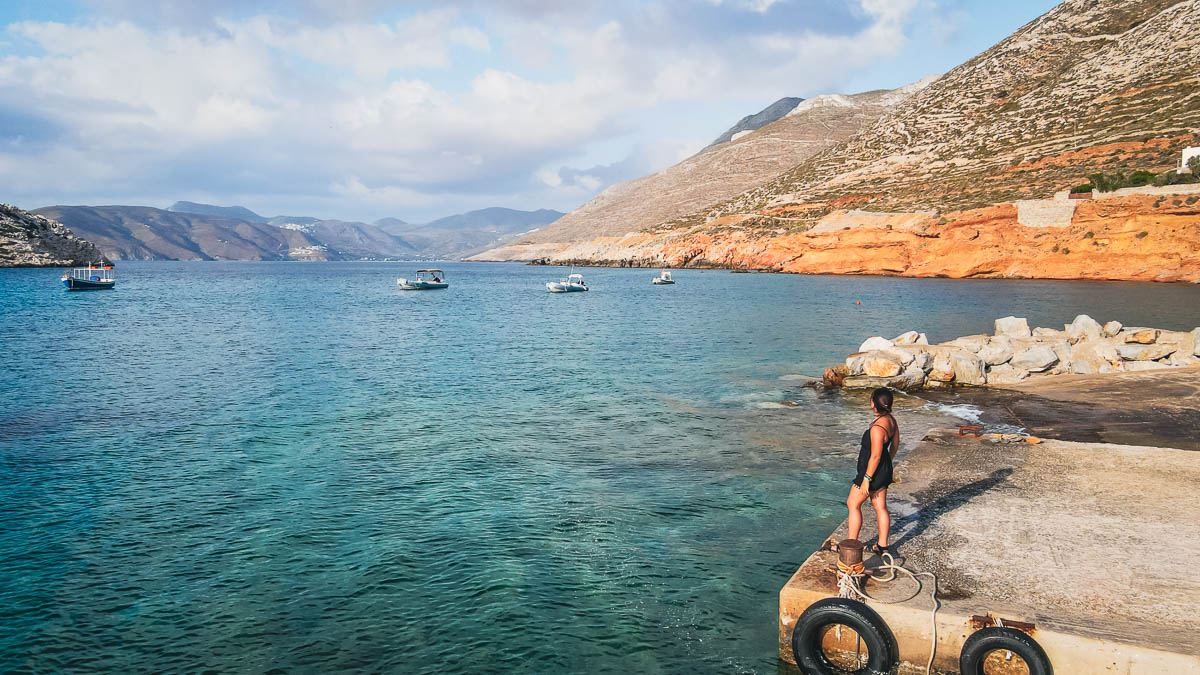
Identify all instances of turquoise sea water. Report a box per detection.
[2,262,1198,673]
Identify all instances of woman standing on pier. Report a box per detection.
[847,388,899,555]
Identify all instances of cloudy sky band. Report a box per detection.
[0,0,1056,223]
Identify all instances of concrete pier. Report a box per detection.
[780,371,1200,673]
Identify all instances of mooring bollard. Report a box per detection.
[838,539,864,568]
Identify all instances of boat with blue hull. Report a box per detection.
[62,265,116,291]
[397,269,448,290]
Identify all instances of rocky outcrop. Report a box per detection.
[507,192,1200,282]
[0,203,108,267]
[838,315,1200,390]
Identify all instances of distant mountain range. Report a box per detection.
[32,203,564,262]
[385,207,563,259]
[34,205,338,261]
[169,201,270,224]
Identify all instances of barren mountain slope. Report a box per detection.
[34,205,337,261]
[702,96,803,150]
[692,0,1200,225]
[508,0,1200,282]
[476,80,934,259]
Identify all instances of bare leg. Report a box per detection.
[870,489,891,547]
[846,486,869,541]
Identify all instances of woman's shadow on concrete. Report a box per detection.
[887,467,1014,550]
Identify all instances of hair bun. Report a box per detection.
[871,387,894,413]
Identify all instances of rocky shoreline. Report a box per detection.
[826,314,1200,390]
[482,190,1200,283]
[0,203,109,268]
[525,256,768,270]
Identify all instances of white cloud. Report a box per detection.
[0,0,938,221]
[223,10,489,79]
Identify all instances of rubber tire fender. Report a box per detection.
[790,597,897,675]
[959,627,1053,675]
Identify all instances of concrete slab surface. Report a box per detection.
[780,429,1200,673]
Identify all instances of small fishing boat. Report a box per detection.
[397,269,448,290]
[547,272,588,293]
[652,270,675,285]
[62,264,116,291]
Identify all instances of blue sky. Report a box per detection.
[0,0,1058,223]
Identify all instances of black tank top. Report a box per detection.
[854,416,895,492]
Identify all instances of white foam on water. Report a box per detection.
[915,402,1027,434]
[919,402,984,424]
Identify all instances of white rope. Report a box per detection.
[835,552,940,675]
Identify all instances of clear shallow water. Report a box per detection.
[2,262,1198,673]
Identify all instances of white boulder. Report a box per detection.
[878,348,916,366]
[859,336,895,352]
[1102,321,1123,337]
[909,351,932,372]
[893,331,921,345]
[1116,343,1176,362]
[994,316,1031,338]
[1069,340,1120,374]
[1067,314,1103,344]
[978,336,1013,366]
[986,363,1030,384]
[951,351,987,385]
[893,365,926,390]
[863,353,903,378]
[1011,346,1059,372]
[1167,353,1200,368]
[928,352,955,382]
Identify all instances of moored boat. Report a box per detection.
[62,265,116,291]
[397,269,449,290]
[547,272,588,293]
[652,270,675,285]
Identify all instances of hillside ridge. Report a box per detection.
[0,203,109,267]
[480,0,1200,283]
[475,78,937,260]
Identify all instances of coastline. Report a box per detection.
[470,190,1200,284]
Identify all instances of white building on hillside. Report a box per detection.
[1182,146,1200,173]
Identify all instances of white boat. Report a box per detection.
[652,270,675,285]
[62,263,116,291]
[547,272,588,293]
[397,269,448,290]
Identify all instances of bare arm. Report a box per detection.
[891,422,900,461]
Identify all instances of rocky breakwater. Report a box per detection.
[826,315,1200,390]
[0,203,108,267]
